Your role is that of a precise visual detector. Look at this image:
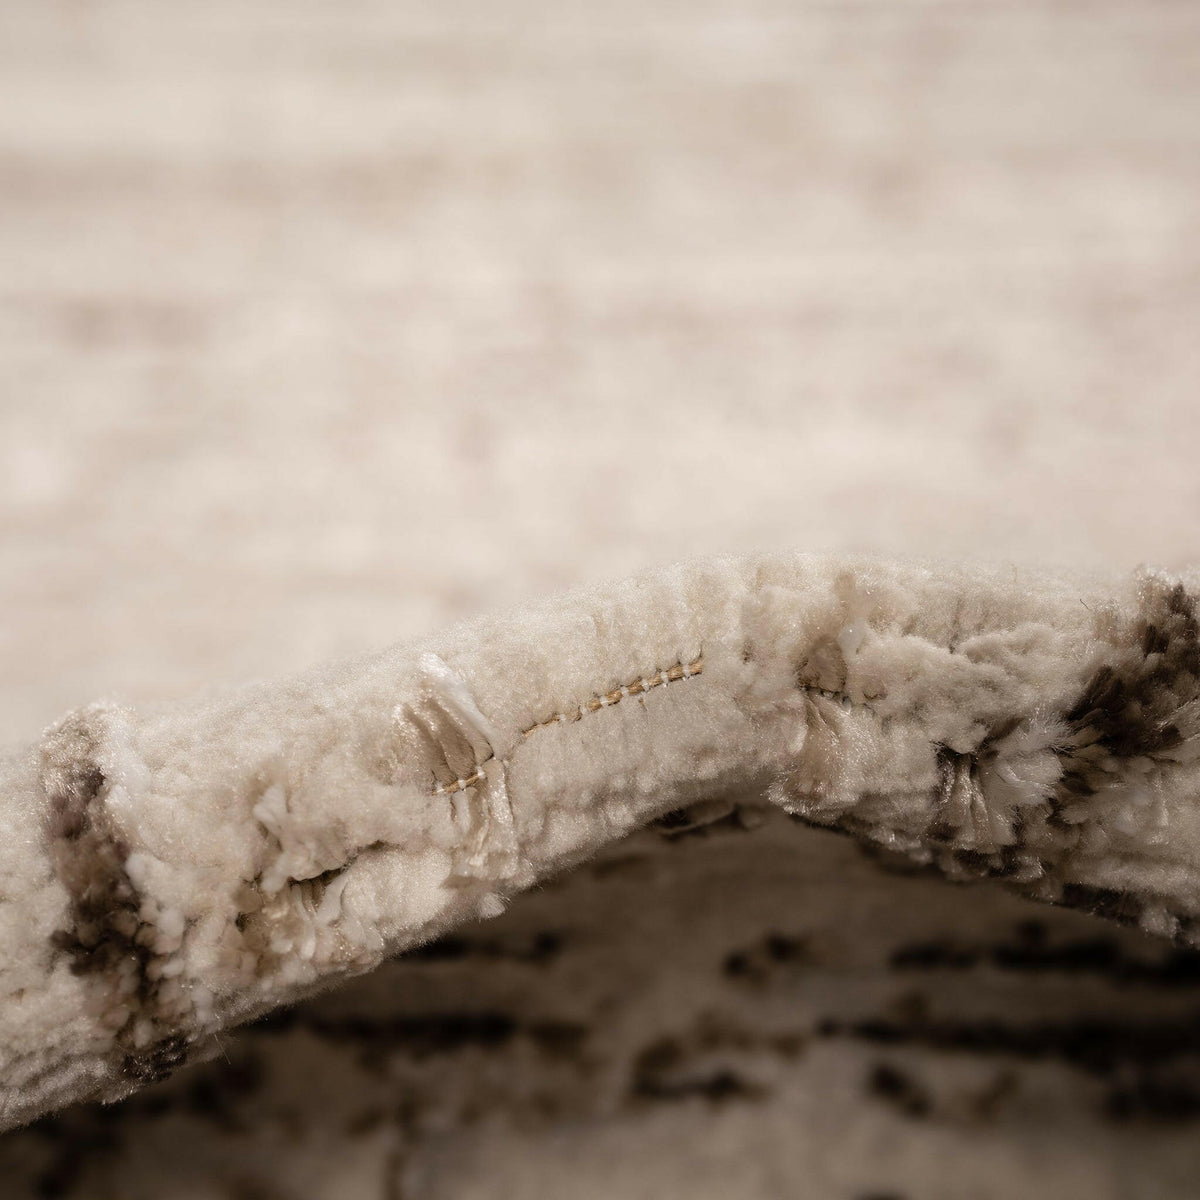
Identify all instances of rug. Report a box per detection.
[2,1,1200,1196]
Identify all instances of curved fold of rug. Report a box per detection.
[4,552,1200,1136]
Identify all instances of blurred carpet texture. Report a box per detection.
[1,0,1199,737]
[1,3,1199,1198]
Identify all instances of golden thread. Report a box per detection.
[432,654,705,796]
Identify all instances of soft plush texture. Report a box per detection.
[6,552,1200,1164]
[4,1,1200,1195]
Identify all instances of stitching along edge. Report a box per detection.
[402,652,706,888]
[431,654,707,798]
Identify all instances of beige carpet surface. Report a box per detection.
[2,3,1200,1198]
[2,0,1199,739]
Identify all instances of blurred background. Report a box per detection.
[2,0,1198,738]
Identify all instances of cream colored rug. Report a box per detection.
[2,1,1200,1197]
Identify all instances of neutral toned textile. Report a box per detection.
[3,1,1200,1196]
[6,555,1200,1194]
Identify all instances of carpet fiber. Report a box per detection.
[2,1,1200,1197]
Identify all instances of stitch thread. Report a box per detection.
[431,654,705,797]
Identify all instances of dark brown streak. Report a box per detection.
[41,711,189,1084]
